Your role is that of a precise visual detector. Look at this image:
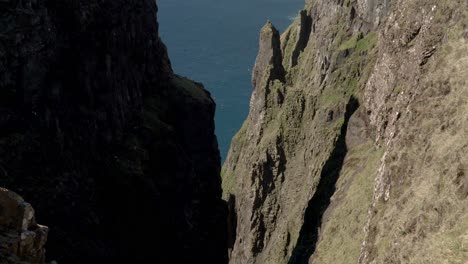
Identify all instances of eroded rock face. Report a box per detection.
[0,188,48,263]
[281,10,312,70]
[252,21,285,90]
[0,0,227,263]
[356,0,390,28]
[249,22,286,141]
[224,0,467,263]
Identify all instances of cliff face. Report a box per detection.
[223,0,467,263]
[0,0,227,263]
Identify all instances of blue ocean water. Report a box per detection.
[158,0,304,160]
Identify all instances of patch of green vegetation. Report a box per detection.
[321,89,342,105]
[282,19,299,70]
[313,142,385,264]
[171,75,209,103]
[233,118,249,144]
[276,88,306,140]
[338,34,359,51]
[221,121,251,197]
[339,32,377,53]
[270,79,285,93]
[346,77,359,95]
[286,65,301,85]
[320,31,379,107]
[320,73,359,107]
[221,168,237,196]
[356,32,378,53]
[393,86,403,94]
[335,116,345,128]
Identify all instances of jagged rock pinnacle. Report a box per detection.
[252,21,285,89]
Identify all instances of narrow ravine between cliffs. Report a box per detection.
[1,1,467,264]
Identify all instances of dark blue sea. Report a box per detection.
[158,0,305,160]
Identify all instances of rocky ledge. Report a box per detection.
[0,188,48,263]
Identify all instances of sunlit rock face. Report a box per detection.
[0,188,48,263]
[224,0,467,263]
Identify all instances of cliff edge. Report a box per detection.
[0,0,227,263]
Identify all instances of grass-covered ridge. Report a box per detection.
[312,141,385,264]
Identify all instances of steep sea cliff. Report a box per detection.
[0,0,466,263]
[224,0,467,263]
[0,0,227,262]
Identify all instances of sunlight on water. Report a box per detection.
[158,0,304,160]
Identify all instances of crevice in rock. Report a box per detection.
[350,6,357,21]
[227,194,237,251]
[291,10,312,67]
[407,25,422,46]
[288,96,359,264]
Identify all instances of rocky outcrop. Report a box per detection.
[0,188,48,263]
[252,21,285,90]
[1,0,227,263]
[224,0,467,263]
[281,10,312,70]
[249,21,286,141]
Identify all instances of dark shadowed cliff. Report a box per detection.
[0,0,227,263]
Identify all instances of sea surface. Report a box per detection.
[158,0,305,160]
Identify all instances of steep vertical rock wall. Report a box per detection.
[0,0,227,263]
[223,0,467,263]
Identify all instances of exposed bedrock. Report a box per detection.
[0,188,48,263]
[224,0,467,263]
